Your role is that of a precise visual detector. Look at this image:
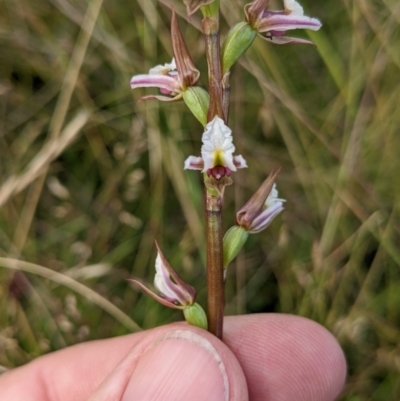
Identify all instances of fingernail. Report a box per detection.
[122,329,229,401]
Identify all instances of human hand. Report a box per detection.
[0,314,346,401]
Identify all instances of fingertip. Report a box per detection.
[224,314,346,401]
[90,325,248,401]
[305,318,347,400]
[123,330,228,401]
[0,323,248,401]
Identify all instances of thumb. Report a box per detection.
[88,326,248,401]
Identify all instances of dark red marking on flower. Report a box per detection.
[207,166,232,180]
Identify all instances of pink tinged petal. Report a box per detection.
[248,201,284,233]
[128,279,184,310]
[233,155,248,169]
[248,183,285,232]
[154,253,183,303]
[184,156,204,170]
[130,74,180,94]
[236,167,280,228]
[154,242,196,306]
[257,14,322,33]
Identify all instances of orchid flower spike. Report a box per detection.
[236,168,285,233]
[184,116,247,180]
[129,242,196,309]
[130,9,200,102]
[245,0,322,45]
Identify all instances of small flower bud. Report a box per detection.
[221,22,256,74]
[183,302,208,330]
[182,87,210,126]
[223,225,249,268]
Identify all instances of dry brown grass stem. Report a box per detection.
[0,257,141,332]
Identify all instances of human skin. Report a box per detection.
[0,314,346,401]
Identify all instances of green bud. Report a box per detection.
[223,225,249,268]
[221,22,256,75]
[182,87,210,127]
[183,302,208,330]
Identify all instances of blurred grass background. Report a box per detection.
[1,0,399,398]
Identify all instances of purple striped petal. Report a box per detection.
[257,14,322,33]
[248,201,284,233]
[128,279,184,310]
[184,156,204,170]
[233,155,248,169]
[130,74,180,94]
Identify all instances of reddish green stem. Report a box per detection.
[205,185,224,338]
[202,14,225,122]
[202,3,225,339]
